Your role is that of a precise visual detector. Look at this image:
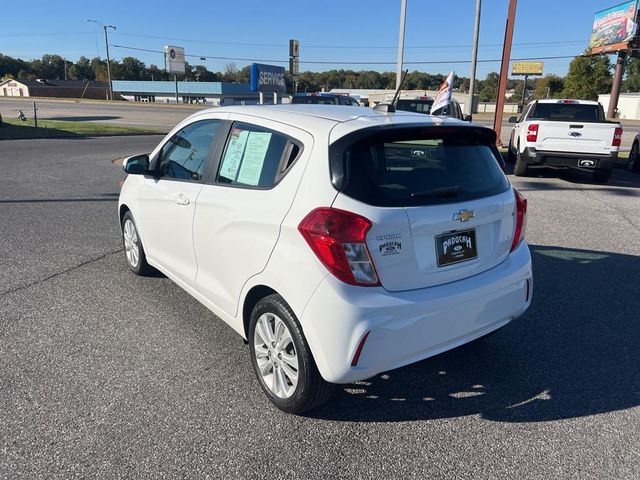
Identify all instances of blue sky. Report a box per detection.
[0,0,621,79]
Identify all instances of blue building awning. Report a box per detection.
[112,80,254,95]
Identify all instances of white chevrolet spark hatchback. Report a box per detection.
[119,105,532,413]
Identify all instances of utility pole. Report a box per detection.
[86,19,116,101]
[467,0,481,116]
[492,0,517,146]
[396,0,407,90]
[608,51,626,119]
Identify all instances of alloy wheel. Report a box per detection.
[253,312,299,398]
[123,219,140,268]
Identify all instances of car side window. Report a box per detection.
[157,120,221,181]
[216,122,300,188]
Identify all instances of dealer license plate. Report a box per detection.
[435,229,478,267]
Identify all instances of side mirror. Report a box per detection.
[122,154,149,175]
[463,114,473,122]
[508,116,518,123]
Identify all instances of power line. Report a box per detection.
[109,31,585,50]
[111,43,580,66]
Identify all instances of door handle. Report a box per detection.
[175,193,190,205]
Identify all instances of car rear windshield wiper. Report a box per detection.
[411,186,463,198]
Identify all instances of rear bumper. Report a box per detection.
[522,147,617,170]
[300,243,533,384]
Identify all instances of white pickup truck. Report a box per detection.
[507,99,622,183]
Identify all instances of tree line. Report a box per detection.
[0,52,632,102]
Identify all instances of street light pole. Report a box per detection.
[86,19,116,100]
[467,0,481,116]
[396,0,407,90]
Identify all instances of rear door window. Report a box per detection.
[216,122,300,188]
[332,127,509,207]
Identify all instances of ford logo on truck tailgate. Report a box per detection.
[569,132,582,137]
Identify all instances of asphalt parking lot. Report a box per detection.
[1,136,640,479]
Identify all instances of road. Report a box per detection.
[2,96,639,148]
[1,136,640,479]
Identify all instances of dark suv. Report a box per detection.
[396,98,471,121]
[291,93,361,106]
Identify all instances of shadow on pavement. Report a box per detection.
[47,116,121,122]
[502,157,640,190]
[308,245,640,423]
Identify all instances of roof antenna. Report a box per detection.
[374,69,408,113]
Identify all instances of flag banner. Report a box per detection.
[431,71,454,114]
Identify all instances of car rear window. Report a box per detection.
[396,99,433,114]
[291,96,338,105]
[529,103,604,122]
[330,127,508,207]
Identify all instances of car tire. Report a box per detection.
[592,169,612,183]
[507,141,517,164]
[121,211,153,276]
[628,141,640,172]
[513,150,529,176]
[249,294,335,414]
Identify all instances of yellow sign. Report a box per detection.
[511,61,544,75]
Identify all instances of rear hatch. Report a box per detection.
[528,101,617,155]
[330,125,515,292]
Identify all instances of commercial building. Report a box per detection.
[112,80,263,106]
[0,79,110,99]
[599,93,640,120]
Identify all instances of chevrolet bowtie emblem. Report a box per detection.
[453,209,475,222]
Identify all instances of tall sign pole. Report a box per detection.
[493,0,518,146]
[467,0,482,116]
[608,51,626,118]
[289,39,299,95]
[396,0,408,90]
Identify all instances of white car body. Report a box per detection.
[119,105,532,386]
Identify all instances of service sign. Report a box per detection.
[511,61,544,76]
[164,45,185,74]
[588,1,638,54]
[250,63,286,94]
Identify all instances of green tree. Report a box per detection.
[562,54,611,100]
[118,57,146,80]
[478,72,500,101]
[533,75,564,99]
[622,56,640,92]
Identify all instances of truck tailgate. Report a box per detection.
[535,121,616,155]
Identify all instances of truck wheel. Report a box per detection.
[628,142,640,172]
[507,141,516,164]
[249,294,335,414]
[593,169,612,183]
[513,151,529,176]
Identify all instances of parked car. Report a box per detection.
[119,105,532,413]
[625,133,640,173]
[507,99,622,182]
[396,97,472,121]
[291,92,360,106]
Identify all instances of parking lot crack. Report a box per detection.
[0,248,123,299]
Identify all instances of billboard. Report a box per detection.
[250,63,286,94]
[164,46,185,74]
[588,1,638,54]
[511,61,544,75]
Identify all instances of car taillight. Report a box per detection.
[510,189,528,252]
[612,127,623,147]
[526,123,539,142]
[298,207,380,286]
